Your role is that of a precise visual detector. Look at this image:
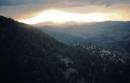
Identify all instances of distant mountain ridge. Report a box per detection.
[39,21,130,58]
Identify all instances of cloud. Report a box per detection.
[0,0,130,6]
[0,0,130,21]
[0,0,28,6]
[0,0,60,6]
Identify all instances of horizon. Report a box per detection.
[1,15,130,27]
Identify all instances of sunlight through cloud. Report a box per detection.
[19,9,110,24]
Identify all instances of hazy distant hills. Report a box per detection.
[0,16,130,83]
[39,21,130,58]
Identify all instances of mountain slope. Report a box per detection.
[0,16,130,83]
[0,16,69,83]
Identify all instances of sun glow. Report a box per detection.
[19,9,110,24]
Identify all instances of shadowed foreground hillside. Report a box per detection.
[0,16,130,83]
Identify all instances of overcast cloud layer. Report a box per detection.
[0,0,130,6]
[0,0,130,20]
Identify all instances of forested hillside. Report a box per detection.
[0,16,130,83]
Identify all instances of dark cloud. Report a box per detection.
[96,0,130,6]
[0,0,29,6]
[68,0,130,7]
[0,0,130,6]
[0,0,61,6]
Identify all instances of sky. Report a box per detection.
[0,0,130,24]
